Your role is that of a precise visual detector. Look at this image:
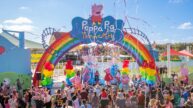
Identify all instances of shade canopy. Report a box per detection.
[162,49,182,56]
[162,49,193,57]
[179,50,193,57]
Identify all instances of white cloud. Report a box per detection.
[0,24,2,29]
[177,22,193,30]
[155,38,181,44]
[19,6,29,10]
[169,0,185,3]
[4,25,34,32]
[0,24,3,33]
[3,17,32,24]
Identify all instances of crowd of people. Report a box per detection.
[0,75,193,108]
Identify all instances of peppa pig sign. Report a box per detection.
[70,4,124,44]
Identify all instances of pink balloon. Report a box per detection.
[75,76,81,84]
[70,76,81,89]
[70,77,75,83]
[82,56,89,62]
[71,76,81,85]
[83,68,89,74]
[181,67,188,76]
[111,58,115,65]
[122,75,129,84]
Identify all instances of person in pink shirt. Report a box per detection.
[160,97,173,108]
[73,95,80,108]
[4,97,10,108]
[180,64,189,84]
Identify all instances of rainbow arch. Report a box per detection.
[33,32,154,86]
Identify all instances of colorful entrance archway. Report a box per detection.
[33,10,156,86]
[33,33,155,86]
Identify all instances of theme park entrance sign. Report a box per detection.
[70,16,124,44]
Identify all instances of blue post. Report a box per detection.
[19,32,24,48]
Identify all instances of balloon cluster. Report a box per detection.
[82,62,95,85]
[121,60,130,75]
[110,64,118,77]
[121,74,129,84]
[65,60,75,86]
[120,60,130,89]
[139,61,156,85]
[110,64,119,84]
[70,75,81,90]
[41,62,54,87]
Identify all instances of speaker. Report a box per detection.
[159,67,167,74]
[36,72,41,80]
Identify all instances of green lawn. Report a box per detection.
[129,65,193,84]
[0,72,31,89]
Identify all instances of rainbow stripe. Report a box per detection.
[33,32,154,86]
[122,33,154,64]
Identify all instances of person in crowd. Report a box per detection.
[100,88,108,108]
[80,88,88,103]
[125,94,131,108]
[80,100,91,108]
[116,91,126,108]
[95,71,100,84]
[4,96,10,108]
[1,67,193,108]
[130,91,138,108]
[61,81,66,90]
[72,94,80,108]
[43,91,51,108]
[184,93,193,107]
[160,96,173,108]
[55,89,64,108]
[108,94,114,108]
[16,79,23,98]
[91,92,99,108]
[137,90,145,108]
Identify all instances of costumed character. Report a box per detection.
[91,4,103,24]
[110,64,119,85]
[95,70,100,84]
[121,75,129,91]
[82,67,90,83]
[82,62,95,85]
[70,73,81,90]
[116,70,121,84]
[104,68,113,85]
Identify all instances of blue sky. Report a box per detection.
[0,0,193,44]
